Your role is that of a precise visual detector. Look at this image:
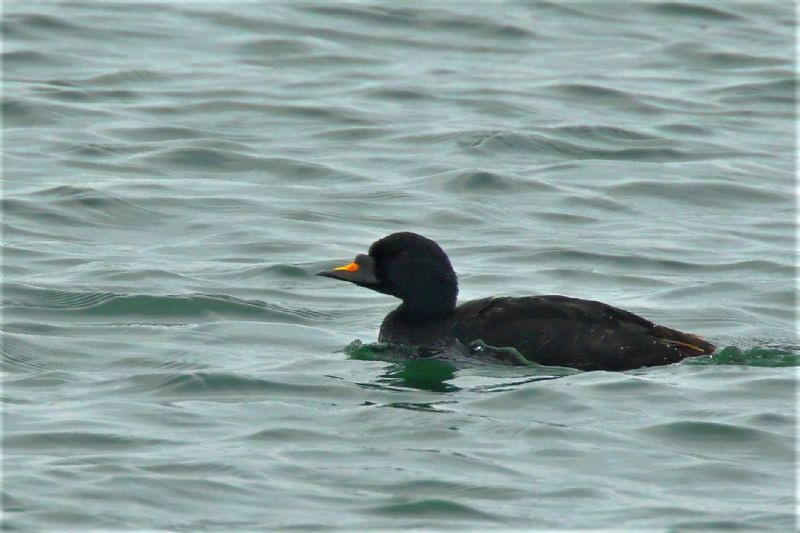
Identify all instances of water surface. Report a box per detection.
[3,1,796,531]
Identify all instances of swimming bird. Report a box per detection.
[317,232,715,371]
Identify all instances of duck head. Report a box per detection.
[316,232,459,317]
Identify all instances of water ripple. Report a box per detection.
[5,431,175,452]
[4,283,322,325]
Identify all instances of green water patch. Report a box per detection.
[686,346,800,368]
[345,339,532,366]
[346,340,459,392]
[345,339,556,392]
[382,359,459,393]
[345,341,799,392]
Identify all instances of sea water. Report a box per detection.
[3,2,796,530]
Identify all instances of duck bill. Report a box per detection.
[316,254,380,286]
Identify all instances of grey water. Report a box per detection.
[3,1,796,531]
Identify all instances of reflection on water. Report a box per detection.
[347,338,799,391]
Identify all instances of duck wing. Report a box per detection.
[452,296,715,371]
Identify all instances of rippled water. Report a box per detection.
[3,2,796,531]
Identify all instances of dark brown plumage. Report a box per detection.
[317,232,715,371]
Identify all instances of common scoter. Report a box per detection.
[317,232,715,371]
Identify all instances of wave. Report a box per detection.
[4,431,175,452]
[4,283,324,325]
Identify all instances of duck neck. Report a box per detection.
[395,293,456,323]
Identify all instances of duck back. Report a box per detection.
[450,296,714,371]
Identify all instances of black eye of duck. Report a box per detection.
[317,231,715,371]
